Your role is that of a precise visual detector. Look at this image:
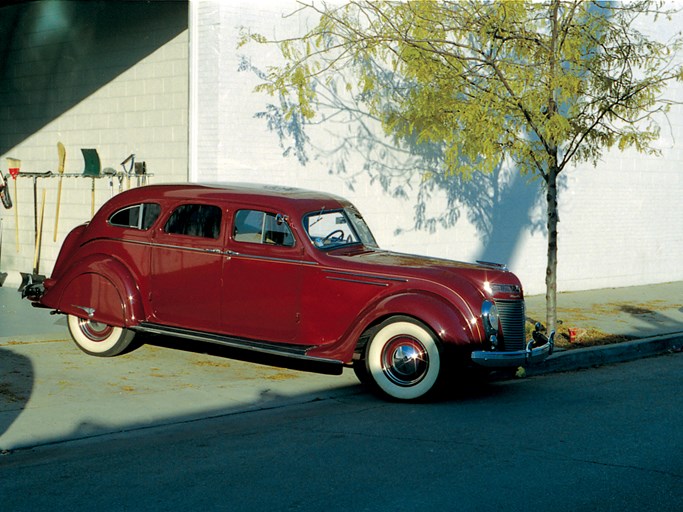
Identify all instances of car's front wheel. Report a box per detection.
[67,314,135,357]
[363,316,442,401]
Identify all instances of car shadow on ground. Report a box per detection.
[136,332,346,376]
[137,331,510,404]
[0,348,33,440]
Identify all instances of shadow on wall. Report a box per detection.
[0,0,188,156]
[239,58,546,267]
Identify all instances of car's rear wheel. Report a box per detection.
[363,316,442,401]
[67,314,135,357]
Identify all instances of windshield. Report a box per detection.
[304,208,378,250]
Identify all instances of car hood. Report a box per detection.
[332,248,523,299]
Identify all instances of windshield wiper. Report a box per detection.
[308,206,325,228]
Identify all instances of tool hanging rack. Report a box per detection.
[7,150,151,180]
[11,166,153,183]
[1,149,153,290]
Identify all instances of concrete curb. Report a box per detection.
[526,332,683,376]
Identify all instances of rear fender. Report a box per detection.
[43,255,144,327]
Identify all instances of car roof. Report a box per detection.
[104,183,353,217]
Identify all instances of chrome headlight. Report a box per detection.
[482,300,499,337]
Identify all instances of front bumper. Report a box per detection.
[471,328,555,368]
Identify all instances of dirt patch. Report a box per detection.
[526,320,636,350]
[0,338,66,346]
[264,372,299,381]
[193,360,231,369]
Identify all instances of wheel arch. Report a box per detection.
[46,254,145,327]
[308,291,477,363]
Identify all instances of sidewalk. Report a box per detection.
[1,281,682,451]
[524,281,683,374]
[526,281,683,340]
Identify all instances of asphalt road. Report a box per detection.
[1,352,681,512]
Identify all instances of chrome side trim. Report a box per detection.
[227,252,318,265]
[150,242,222,254]
[324,270,408,283]
[87,237,317,263]
[89,237,222,256]
[326,277,388,287]
[134,323,343,367]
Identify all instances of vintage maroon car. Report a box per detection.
[27,183,553,400]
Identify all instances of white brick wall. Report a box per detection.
[191,0,683,295]
[2,1,679,297]
[0,2,189,283]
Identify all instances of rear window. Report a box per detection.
[164,204,222,239]
[108,203,161,230]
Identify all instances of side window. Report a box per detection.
[109,203,161,230]
[233,210,294,247]
[164,204,222,239]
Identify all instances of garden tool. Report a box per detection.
[0,175,10,285]
[135,161,146,187]
[103,167,117,198]
[53,142,66,242]
[19,188,46,294]
[121,154,134,190]
[7,157,20,251]
[0,217,6,287]
[22,170,52,243]
[0,171,12,209]
[81,148,101,217]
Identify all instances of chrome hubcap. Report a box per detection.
[79,318,114,342]
[381,335,429,387]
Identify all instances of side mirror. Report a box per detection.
[275,213,289,225]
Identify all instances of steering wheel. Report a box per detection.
[323,229,345,243]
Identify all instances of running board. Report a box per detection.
[135,322,344,368]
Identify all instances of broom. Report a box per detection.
[7,157,20,251]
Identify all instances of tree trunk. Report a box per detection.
[545,164,559,334]
[544,0,561,336]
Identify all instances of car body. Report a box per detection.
[27,183,554,400]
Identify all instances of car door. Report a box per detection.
[221,209,303,343]
[150,202,225,332]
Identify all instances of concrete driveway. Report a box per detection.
[1,282,682,452]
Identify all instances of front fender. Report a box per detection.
[41,254,145,327]
[306,291,480,363]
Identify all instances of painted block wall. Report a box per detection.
[0,1,189,284]
[191,0,682,296]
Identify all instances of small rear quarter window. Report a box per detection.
[109,203,161,230]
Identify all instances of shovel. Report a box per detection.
[19,188,46,295]
[81,148,101,217]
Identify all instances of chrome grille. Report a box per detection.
[494,299,526,351]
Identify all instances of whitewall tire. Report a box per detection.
[364,316,442,401]
[67,314,135,357]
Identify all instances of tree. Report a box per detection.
[241,0,683,334]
